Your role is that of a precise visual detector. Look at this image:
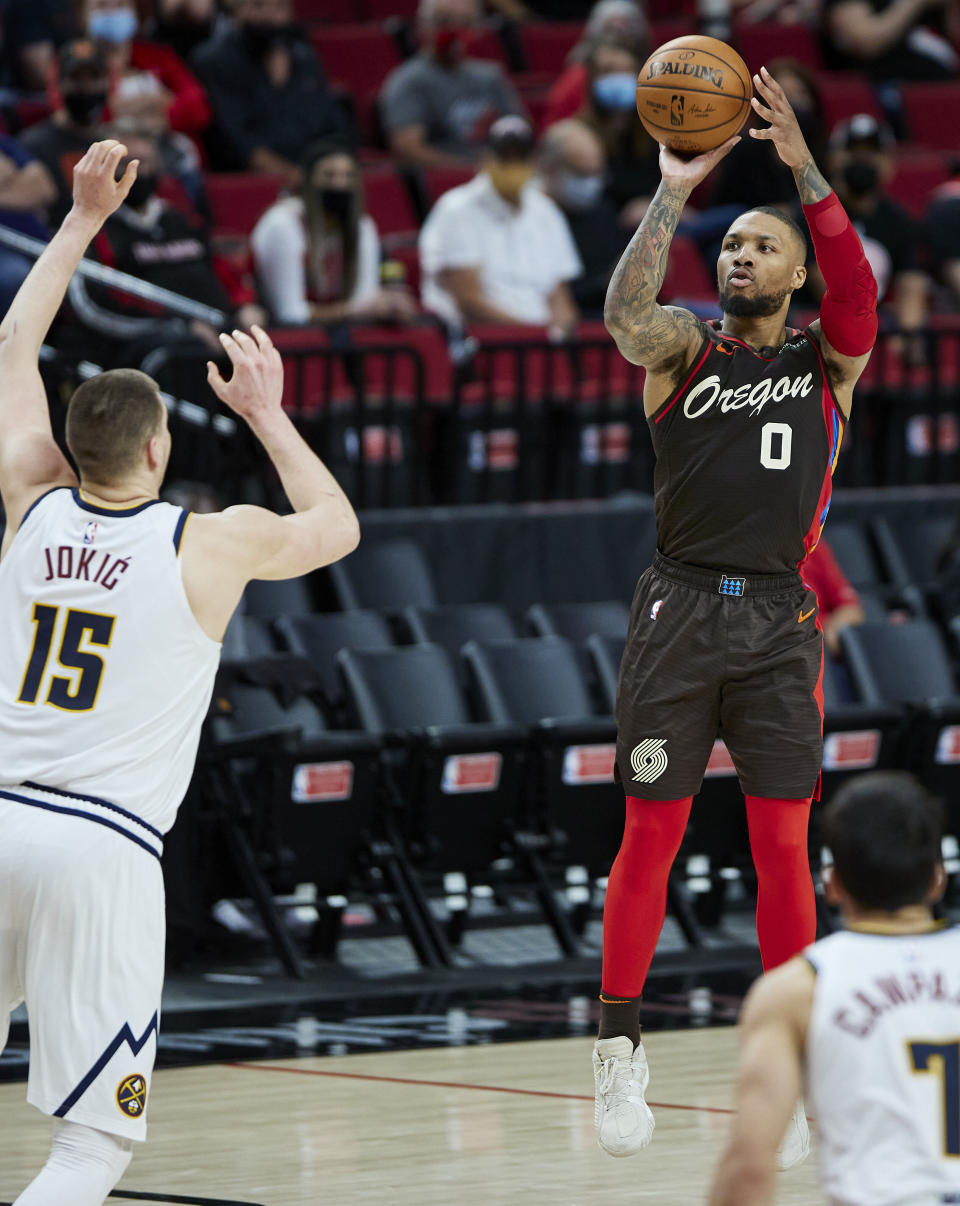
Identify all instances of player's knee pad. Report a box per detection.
[49,1119,133,1187]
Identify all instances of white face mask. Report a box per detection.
[558,172,605,212]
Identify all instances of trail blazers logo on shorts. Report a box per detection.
[116,1073,147,1118]
[630,738,669,783]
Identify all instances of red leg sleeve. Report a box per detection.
[601,795,693,998]
[745,795,817,971]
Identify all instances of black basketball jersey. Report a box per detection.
[647,321,845,575]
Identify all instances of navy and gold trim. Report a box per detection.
[54,1013,159,1119]
[173,508,191,555]
[18,486,67,531]
[72,488,161,518]
[0,786,162,859]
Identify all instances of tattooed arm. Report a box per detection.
[604,137,739,389]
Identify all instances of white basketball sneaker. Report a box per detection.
[592,1035,656,1157]
[777,1101,810,1171]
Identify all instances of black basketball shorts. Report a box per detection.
[615,552,825,801]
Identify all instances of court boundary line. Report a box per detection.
[225,1061,737,1115]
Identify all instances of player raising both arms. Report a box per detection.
[0,141,359,1205]
[592,67,878,1165]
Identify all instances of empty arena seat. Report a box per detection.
[519,21,583,73]
[275,610,394,715]
[328,538,438,610]
[400,604,518,677]
[821,521,888,591]
[872,512,956,596]
[463,636,622,870]
[361,165,419,238]
[526,601,629,645]
[734,20,822,70]
[901,83,960,151]
[310,24,403,98]
[205,173,284,237]
[242,576,316,618]
[816,74,884,130]
[422,165,475,209]
[660,236,715,302]
[887,153,951,219]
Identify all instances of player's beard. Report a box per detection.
[719,284,790,318]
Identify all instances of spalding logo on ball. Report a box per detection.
[636,35,753,155]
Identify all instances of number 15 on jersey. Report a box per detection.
[17,603,115,712]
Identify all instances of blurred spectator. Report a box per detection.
[0,0,78,93]
[251,141,417,326]
[0,135,55,314]
[803,538,866,656]
[68,128,265,362]
[84,0,211,138]
[710,60,827,212]
[541,0,648,130]
[576,38,658,228]
[379,0,525,170]
[803,114,929,336]
[151,0,220,62]
[191,0,347,184]
[823,0,958,83]
[538,118,627,317]
[925,168,960,308]
[21,39,107,226]
[419,115,581,334]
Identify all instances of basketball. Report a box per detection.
[635,35,753,156]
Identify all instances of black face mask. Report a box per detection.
[242,21,294,56]
[63,89,107,125]
[126,172,157,208]
[319,187,351,219]
[843,160,880,197]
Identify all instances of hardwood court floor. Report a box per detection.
[0,1028,825,1206]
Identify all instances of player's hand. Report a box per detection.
[71,140,138,223]
[749,65,810,168]
[658,136,741,190]
[207,325,284,425]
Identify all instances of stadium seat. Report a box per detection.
[887,152,951,220]
[872,512,955,599]
[526,601,629,644]
[519,22,583,74]
[327,538,439,609]
[816,73,884,131]
[242,576,316,618]
[422,165,475,209]
[733,21,822,71]
[821,521,888,592]
[648,18,696,46]
[841,619,956,705]
[275,610,395,716]
[310,24,403,99]
[362,165,419,238]
[901,83,960,151]
[205,173,284,238]
[400,604,518,680]
[661,235,715,302]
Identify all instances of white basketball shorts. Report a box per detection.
[0,782,164,1141]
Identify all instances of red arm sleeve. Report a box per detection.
[802,192,878,357]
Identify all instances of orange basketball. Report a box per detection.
[635,35,753,155]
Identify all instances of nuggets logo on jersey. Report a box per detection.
[116,1073,147,1117]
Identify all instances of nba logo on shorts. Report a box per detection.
[650,599,663,620]
[631,738,668,783]
[82,521,98,545]
[670,95,684,126]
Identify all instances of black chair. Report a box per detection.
[328,539,438,610]
[526,601,630,644]
[400,604,517,684]
[338,644,548,959]
[840,620,960,838]
[220,613,279,659]
[242,576,316,618]
[202,653,382,975]
[873,513,955,613]
[275,610,394,717]
[824,521,887,591]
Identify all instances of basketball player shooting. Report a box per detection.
[709,772,960,1206]
[593,66,878,1165]
[0,140,359,1205]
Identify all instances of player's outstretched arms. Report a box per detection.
[204,326,359,582]
[0,140,137,549]
[707,958,813,1206]
[604,138,738,374]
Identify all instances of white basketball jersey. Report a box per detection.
[806,926,960,1206]
[0,487,220,833]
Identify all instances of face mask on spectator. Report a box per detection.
[842,160,879,197]
[319,187,352,219]
[592,72,637,112]
[87,8,138,44]
[242,22,294,56]
[432,27,469,65]
[558,172,604,211]
[125,171,157,208]
[63,89,108,124]
[487,162,533,201]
